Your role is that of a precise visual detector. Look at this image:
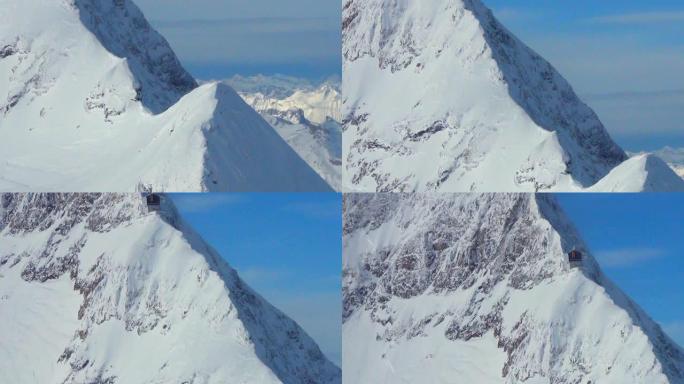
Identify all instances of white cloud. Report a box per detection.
[132,1,340,73]
[524,35,684,94]
[515,34,684,141]
[588,11,684,25]
[594,248,667,268]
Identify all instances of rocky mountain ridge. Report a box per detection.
[343,193,684,383]
[0,193,341,384]
[341,0,684,192]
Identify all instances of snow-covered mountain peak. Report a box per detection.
[0,1,330,191]
[0,193,341,383]
[343,193,684,383]
[342,0,639,192]
[2,0,196,114]
[73,0,197,112]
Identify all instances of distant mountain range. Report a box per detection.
[224,75,343,191]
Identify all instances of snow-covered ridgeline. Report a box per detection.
[226,75,343,190]
[341,0,684,192]
[630,147,684,180]
[343,193,684,383]
[0,0,330,192]
[0,193,341,384]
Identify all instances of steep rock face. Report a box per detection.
[343,194,684,383]
[0,0,193,116]
[0,193,341,384]
[342,0,635,192]
[0,0,329,192]
[73,0,197,113]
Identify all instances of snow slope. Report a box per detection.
[634,147,684,180]
[0,0,330,192]
[341,0,683,192]
[343,193,684,383]
[229,76,343,190]
[0,193,341,384]
[590,154,684,192]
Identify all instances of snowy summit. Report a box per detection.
[0,193,341,383]
[341,0,684,192]
[343,193,684,383]
[0,0,331,192]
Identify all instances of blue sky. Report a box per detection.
[135,0,340,81]
[170,192,684,361]
[487,1,684,150]
[557,193,684,347]
[168,192,683,362]
[135,1,682,151]
[170,193,341,366]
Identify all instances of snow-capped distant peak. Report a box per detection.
[225,75,343,190]
[226,75,342,124]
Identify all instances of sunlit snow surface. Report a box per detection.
[634,147,684,181]
[343,194,684,383]
[0,193,341,383]
[0,0,330,192]
[341,0,684,192]
[227,76,343,191]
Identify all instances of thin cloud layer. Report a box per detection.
[595,248,668,268]
[135,1,341,80]
[588,11,684,24]
[489,4,684,148]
